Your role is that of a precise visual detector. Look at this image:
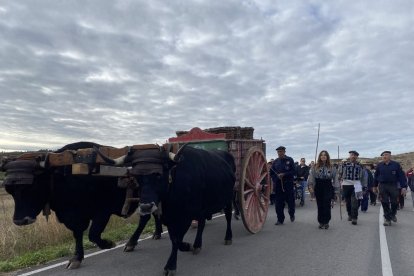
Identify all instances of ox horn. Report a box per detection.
[94,146,126,166]
[168,152,176,161]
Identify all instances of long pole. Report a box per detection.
[338,145,342,220]
[314,123,320,163]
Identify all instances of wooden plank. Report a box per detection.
[97,165,128,176]
[72,163,89,175]
[130,144,160,150]
[48,151,74,166]
[16,152,47,161]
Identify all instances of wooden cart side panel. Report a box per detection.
[228,140,266,190]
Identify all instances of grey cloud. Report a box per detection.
[0,0,413,162]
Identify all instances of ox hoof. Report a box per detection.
[123,245,135,252]
[224,240,232,245]
[152,233,162,240]
[65,259,81,269]
[99,239,116,249]
[124,240,137,252]
[192,247,201,255]
[163,269,176,276]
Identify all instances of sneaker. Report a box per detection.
[318,224,324,229]
[391,216,397,223]
[352,219,357,225]
[275,221,283,225]
[290,215,295,222]
[383,220,391,226]
[324,224,329,229]
[348,216,352,221]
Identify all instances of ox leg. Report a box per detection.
[88,213,115,249]
[66,229,84,269]
[152,213,163,240]
[164,221,191,275]
[124,214,151,252]
[224,203,233,245]
[192,218,205,254]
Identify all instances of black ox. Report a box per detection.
[98,144,236,275]
[1,142,163,269]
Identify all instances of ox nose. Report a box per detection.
[14,216,36,226]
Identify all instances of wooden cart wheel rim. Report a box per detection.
[239,146,270,234]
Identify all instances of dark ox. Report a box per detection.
[98,144,236,276]
[2,142,163,269]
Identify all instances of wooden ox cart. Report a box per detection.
[168,127,271,233]
[4,126,271,234]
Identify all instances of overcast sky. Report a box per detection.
[0,0,413,162]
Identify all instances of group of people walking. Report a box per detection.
[269,146,408,229]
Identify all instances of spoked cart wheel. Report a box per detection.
[239,146,271,233]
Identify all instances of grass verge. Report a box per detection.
[0,213,155,273]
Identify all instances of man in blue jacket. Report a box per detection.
[270,146,296,225]
[374,151,407,226]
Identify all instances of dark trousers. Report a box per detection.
[274,184,295,223]
[369,189,377,204]
[379,184,399,221]
[314,182,333,224]
[342,185,359,219]
[360,192,369,211]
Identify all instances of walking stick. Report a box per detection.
[269,167,285,192]
[338,145,342,220]
[314,123,320,164]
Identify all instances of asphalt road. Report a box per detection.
[13,194,414,276]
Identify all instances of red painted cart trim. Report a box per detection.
[168,127,226,142]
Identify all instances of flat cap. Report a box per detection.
[276,146,286,151]
[381,151,391,156]
[349,150,359,156]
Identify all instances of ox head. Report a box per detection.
[95,145,170,215]
[3,159,50,225]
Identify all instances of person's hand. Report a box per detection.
[401,188,407,196]
[277,173,284,179]
[373,187,378,194]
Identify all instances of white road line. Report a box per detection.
[379,206,393,276]
[18,213,226,276]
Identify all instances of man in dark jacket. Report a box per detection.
[270,146,296,225]
[374,151,407,226]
